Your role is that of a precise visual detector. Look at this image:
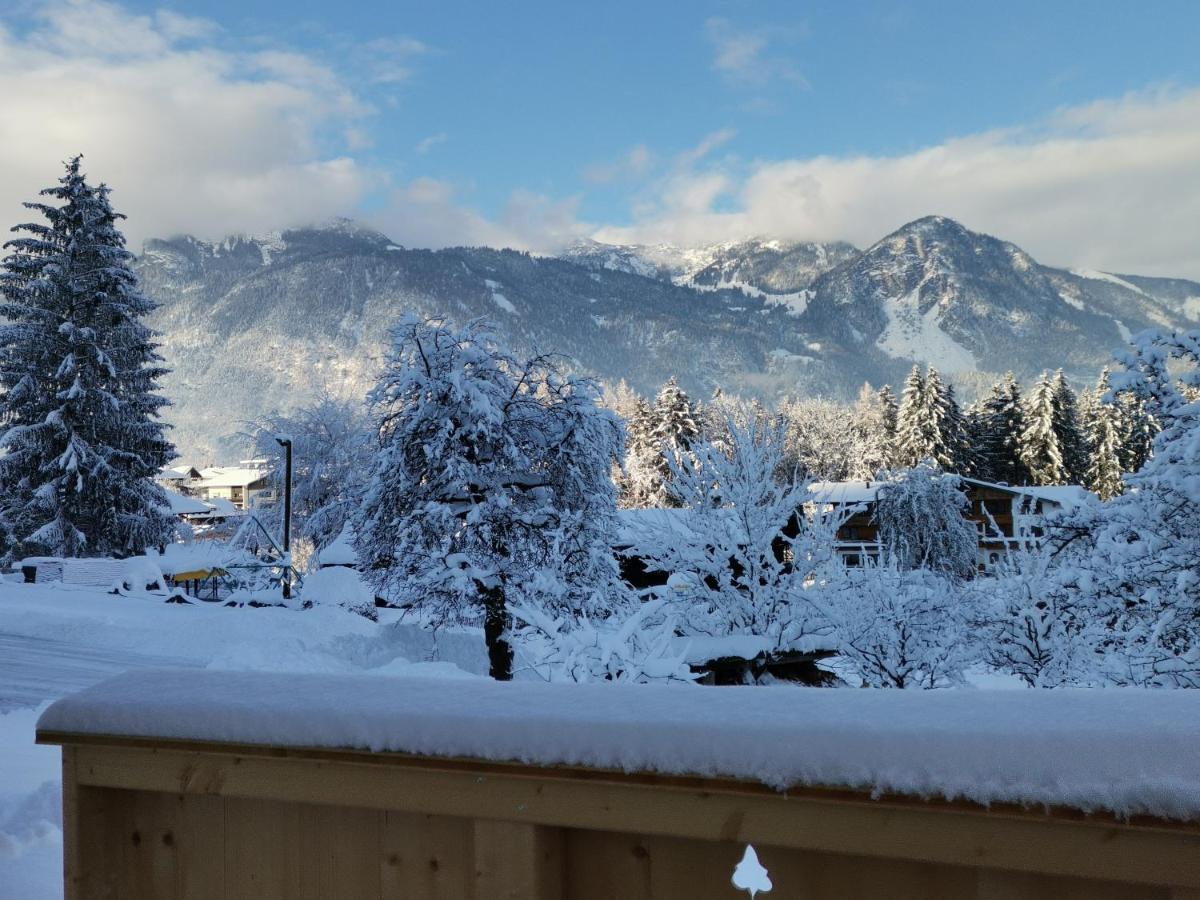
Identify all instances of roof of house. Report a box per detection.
[187,497,240,519]
[198,467,272,489]
[807,478,1095,509]
[161,489,211,516]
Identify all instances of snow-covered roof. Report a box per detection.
[197,467,272,489]
[806,481,880,505]
[37,669,1200,820]
[807,478,1095,510]
[187,497,240,518]
[160,489,210,516]
[1017,485,1096,508]
[157,468,187,480]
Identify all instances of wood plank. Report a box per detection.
[223,797,381,900]
[63,742,1200,888]
[563,830,652,900]
[380,810,473,900]
[61,747,82,900]
[473,820,563,900]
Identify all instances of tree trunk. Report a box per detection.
[482,583,513,681]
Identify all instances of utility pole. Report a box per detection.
[275,435,293,600]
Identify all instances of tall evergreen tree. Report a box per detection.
[0,157,175,559]
[1083,368,1123,500]
[877,384,898,451]
[618,394,658,508]
[1116,391,1157,475]
[927,370,971,473]
[976,373,1030,485]
[848,382,892,478]
[1050,370,1088,483]
[649,377,700,506]
[1020,373,1066,485]
[894,365,928,468]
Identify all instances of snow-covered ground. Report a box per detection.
[0,579,487,897]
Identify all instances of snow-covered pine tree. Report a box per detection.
[1019,373,1066,485]
[0,157,176,559]
[1116,391,1157,475]
[847,383,892,479]
[1050,370,1087,483]
[894,365,928,467]
[976,373,1030,485]
[649,376,700,507]
[617,394,659,508]
[1083,368,1124,500]
[925,367,970,472]
[353,317,624,680]
[877,384,898,455]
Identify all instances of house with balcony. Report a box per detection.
[806,478,1094,570]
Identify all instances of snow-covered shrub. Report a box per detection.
[300,566,377,620]
[816,561,977,688]
[354,317,626,680]
[511,598,694,683]
[873,464,977,579]
[977,548,1098,687]
[1061,328,1200,686]
[629,417,840,659]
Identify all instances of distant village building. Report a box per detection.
[192,465,275,511]
[806,479,1095,571]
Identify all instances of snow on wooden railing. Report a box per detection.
[37,671,1200,899]
[37,669,1200,820]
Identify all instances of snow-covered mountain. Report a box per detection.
[135,217,1198,459]
[562,237,859,311]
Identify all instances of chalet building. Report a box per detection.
[192,465,276,511]
[806,479,1095,571]
[155,465,202,495]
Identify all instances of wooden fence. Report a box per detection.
[37,729,1200,899]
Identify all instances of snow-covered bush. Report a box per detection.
[629,417,840,658]
[816,562,977,688]
[978,548,1098,687]
[1062,328,1200,686]
[354,317,626,680]
[511,598,694,683]
[872,464,977,579]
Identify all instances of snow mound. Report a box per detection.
[300,566,375,618]
[38,670,1200,821]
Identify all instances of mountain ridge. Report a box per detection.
[134,216,1199,459]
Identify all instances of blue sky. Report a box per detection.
[3,1,1200,274]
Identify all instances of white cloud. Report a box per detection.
[370,179,589,252]
[414,132,448,155]
[598,86,1200,279]
[705,18,808,90]
[582,144,655,184]
[0,0,382,247]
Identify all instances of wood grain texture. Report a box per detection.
[50,734,1200,898]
